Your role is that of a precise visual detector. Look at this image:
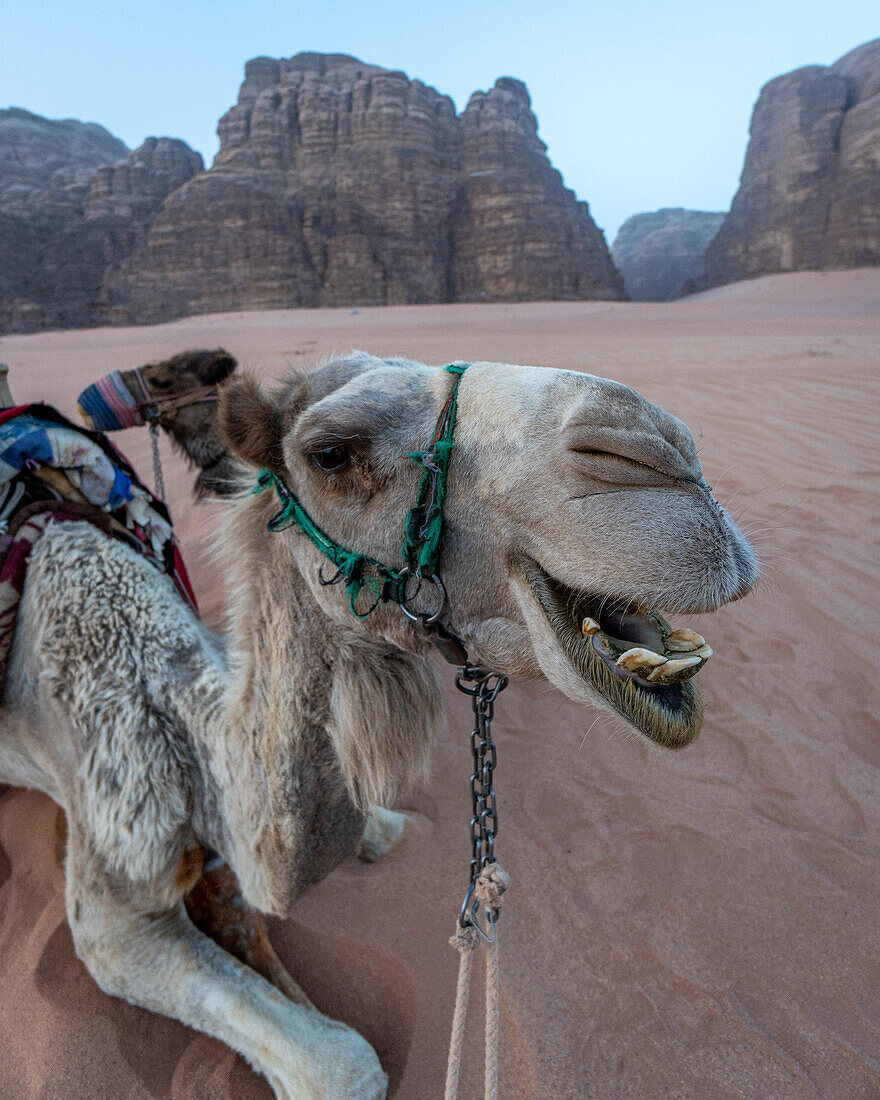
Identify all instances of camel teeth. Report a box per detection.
[647,655,702,683]
[692,644,713,659]
[591,632,611,656]
[616,647,667,672]
[665,628,706,652]
[581,617,601,636]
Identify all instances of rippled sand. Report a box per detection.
[1,268,878,1098]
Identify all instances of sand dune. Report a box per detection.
[0,268,878,1098]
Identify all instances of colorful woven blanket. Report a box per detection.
[0,404,198,693]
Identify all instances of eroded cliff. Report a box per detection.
[702,38,880,288]
[612,208,725,301]
[1,54,624,331]
[0,107,129,329]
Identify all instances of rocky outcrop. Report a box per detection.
[611,209,725,300]
[86,138,204,220]
[0,114,204,331]
[825,40,880,267]
[112,54,623,321]
[110,54,459,317]
[0,107,128,213]
[57,138,206,327]
[1,54,623,331]
[703,38,880,288]
[451,78,622,301]
[0,107,129,329]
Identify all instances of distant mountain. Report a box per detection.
[0,55,625,333]
[0,107,130,329]
[701,37,880,289]
[0,107,128,200]
[611,208,725,301]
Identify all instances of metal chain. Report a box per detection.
[148,419,166,502]
[455,666,508,937]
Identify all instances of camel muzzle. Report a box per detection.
[523,563,706,748]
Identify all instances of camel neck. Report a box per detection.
[207,490,364,915]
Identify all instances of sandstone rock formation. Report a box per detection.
[111,54,623,321]
[0,111,205,331]
[702,38,880,288]
[72,138,205,326]
[1,54,624,332]
[452,77,621,302]
[38,138,204,329]
[0,107,129,329]
[611,208,724,300]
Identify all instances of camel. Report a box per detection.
[74,347,408,995]
[0,351,757,1098]
[76,346,243,497]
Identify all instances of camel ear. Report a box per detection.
[218,375,285,473]
[195,348,238,386]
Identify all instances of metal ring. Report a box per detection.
[318,563,344,587]
[398,568,447,625]
[458,881,476,927]
[457,886,497,944]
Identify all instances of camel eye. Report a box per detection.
[309,445,351,473]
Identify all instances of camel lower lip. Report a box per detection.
[524,564,704,748]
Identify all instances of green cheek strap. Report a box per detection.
[253,362,470,625]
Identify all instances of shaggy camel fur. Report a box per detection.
[82,347,408,1008]
[0,353,757,1098]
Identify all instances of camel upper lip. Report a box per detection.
[522,560,706,749]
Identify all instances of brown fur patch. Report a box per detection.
[218,374,286,473]
[185,863,312,1004]
[136,348,237,393]
[174,843,205,892]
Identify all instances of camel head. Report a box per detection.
[132,350,239,495]
[220,353,757,750]
[78,349,239,496]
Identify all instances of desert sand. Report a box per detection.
[0,268,878,1098]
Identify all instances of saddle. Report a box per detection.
[0,402,198,691]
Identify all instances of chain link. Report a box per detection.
[455,667,508,929]
[148,418,166,502]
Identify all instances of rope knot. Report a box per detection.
[474,862,510,911]
[445,863,509,1100]
[449,923,481,954]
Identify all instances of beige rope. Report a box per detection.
[444,863,510,1100]
[445,924,479,1100]
[484,937,500,1100]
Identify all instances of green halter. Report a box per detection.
[253,363,470,627]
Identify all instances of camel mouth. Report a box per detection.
[524,563,707,748]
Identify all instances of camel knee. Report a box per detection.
[68,891,178,1003]
[74,932,137,1001]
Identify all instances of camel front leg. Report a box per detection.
[185,852,313,1007]
[186,814,404,1006]
[357,806,406,863]
[66,863,386,1098]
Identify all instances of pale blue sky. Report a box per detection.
[3,1,877,241]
